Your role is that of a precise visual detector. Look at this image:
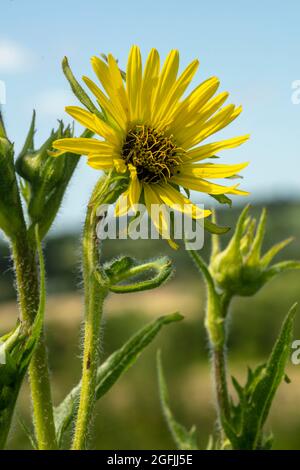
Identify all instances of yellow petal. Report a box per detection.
[90,56,128,124]
[170,77,219,131]
[184,135,250,162]
[151,49,179,122]
[171,174,246,195]
[180,162,249,179]
[82,76,126,130]
[144,184,170,238]
[113,158,127,173]
[87,154,114,170]
[115,193,131,217]
[126,45,142,120]
[140,48,160,121]
[52,138,112,155]
[115,165,142,216]
[128,165,142,207]
[176,91,229,143]
[154,59,199,126]
[181,104,240,148]
[107,54,129,118]
[65,106,120,145]
[157,183,211,219]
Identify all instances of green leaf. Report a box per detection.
[104,256,174,294]
[203,218,230,235]
[62,57,103,119]
[157,351,198,450]
[224,303,297,450]
[104,256,136,280]
[210,194,232,207]
[54,312,183,447]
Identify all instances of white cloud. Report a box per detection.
[35,88,76,118]
[0,39,35,73]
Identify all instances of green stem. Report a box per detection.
[211,293,232,436]
[11,233,57,450]
[72,175,111,450]
[188,249,232,436]
[212,346,230,425]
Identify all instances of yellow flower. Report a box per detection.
[53,46,249,245]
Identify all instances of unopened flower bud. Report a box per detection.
[15,112,79,238]
[0,113,24,238]
[209,206,300,296]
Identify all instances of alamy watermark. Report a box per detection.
[96,200,205,250]
[0,80,6,105]
[291,340,300,365]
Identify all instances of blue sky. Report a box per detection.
[1,0,300,232]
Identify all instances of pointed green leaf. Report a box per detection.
[54,312,183,447]
[225,304,297,450]
[157,351,198,450]
[203,218,230,235]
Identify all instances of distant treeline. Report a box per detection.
[0,200,299,302]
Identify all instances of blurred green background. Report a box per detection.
[1,201,300,450]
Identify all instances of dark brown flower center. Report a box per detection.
[122,125,184,183]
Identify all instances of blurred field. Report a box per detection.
[1,201,300,449]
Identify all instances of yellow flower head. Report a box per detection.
[53,46,249,244]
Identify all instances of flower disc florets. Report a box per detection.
[122,125,183,184]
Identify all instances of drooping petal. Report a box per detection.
[144,184,170,238]
[171,173,248,195]
[157,183,211,219]
[115,165,142,216]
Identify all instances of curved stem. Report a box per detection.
[12,232,57,450]
[72,175,112,450]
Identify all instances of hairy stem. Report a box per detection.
[212,347,230,425]
[187,249,232,440]
[72,175,112,450]
[11,233,57,450]
[211,292,232,443]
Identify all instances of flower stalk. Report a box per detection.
[188,249,231,429]
[72,172,122,449]
[188,207,300,448]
